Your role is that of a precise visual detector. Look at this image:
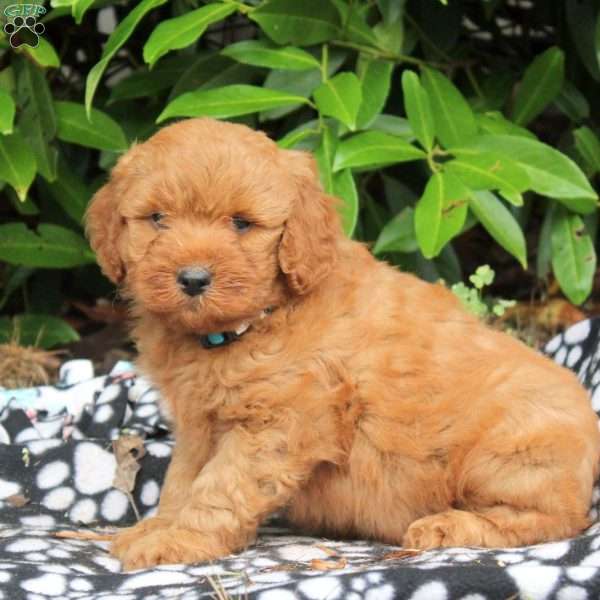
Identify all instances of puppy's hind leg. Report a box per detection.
[404,430,598,549]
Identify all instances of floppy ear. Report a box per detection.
[278,150,341,295]
[85,180,126,284]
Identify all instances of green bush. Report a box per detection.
[0,0,599,347]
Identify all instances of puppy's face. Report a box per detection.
[86,119,340,334]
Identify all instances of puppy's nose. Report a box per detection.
[177,267,212,296]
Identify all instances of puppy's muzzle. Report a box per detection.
[177,267,212,297]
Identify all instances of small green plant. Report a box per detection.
[451,265,516,320]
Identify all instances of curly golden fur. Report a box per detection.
[86,118,600,570]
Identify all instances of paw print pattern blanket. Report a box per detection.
[1,319,600,599]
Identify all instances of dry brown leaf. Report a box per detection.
[501,299,586,331]
[382,549,423,560]
[112,435,145,493]
[112,434,145,520]
[310,558,348,570]
[6,494,29,507]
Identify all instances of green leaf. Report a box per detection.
[566,0,600,81]
[468,191,527,267]
[401,70,435,151]
[314,125,338,194]
[475,112,535,139]
[551,207,596,305]
[85,0,168,115]
[158,84,310,122]
[313,72,362,130]
[369,114,413,138]
[109,56,190,103]
[250,0,341,46]
[14,57,58,181]
[143,3,237,67]
[373,207,418,255]
[0,267,33,311]
[0,315,79,349]
[555,80,590,123]
[332,169,359,237]
[331,0,378,46]
[444,153,530,206]
[356,58,393,129]
[72,0,95,24]
[55,101,128,151]
[537,203,555,279]
[0,132,36,201]
[277,127,320,149]
[260,49,346,121]
[512,47,564,126]
[222,40,319,71]
[334,131,425,171]
[42,160,91,225]
[22,38,61,68]
[169,52,259,99]
[454,135,598,212]
[0,88,15,134]
[0,223,96,268]
[421,66,477,148]
[414,171,468,258]
[574,126,600,176]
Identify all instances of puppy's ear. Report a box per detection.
[85,180,126,284]
[278,150,341,295]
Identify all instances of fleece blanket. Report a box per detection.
[1,319,600,599]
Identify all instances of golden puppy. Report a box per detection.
[86,118,600,570]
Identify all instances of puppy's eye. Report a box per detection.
[232,215,252,232]
[150,212,166,228]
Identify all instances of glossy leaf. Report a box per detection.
[414,172,469,258]
[158,85,310,122]
[356,58,393,129]
[401,70,435,151]
[0,132,37,201]
[574,126,600,176]
[551,207,596,305]
[373,207,418,254]
[85,0,168,115]
[444,153,530,206]
[222,40,319,71]
[72,0,95,24]
[0,88,15,134]
[143,4,237,67]
[512,47,564,126]
[331,0,378,46]
[566,0,600,81]
[334,131,425,171]
[454,135,597,212]
[313,72,362,130]
[15,57,58,181]
[468,191,527,267]
[250,0,341,45]
[315,125,338,194]
[55,101,128,151]
[333,169,359,237]
[23,38,60,68]
[421,66,477,148]
[475,112,535,139]
[43,161,91,224]
[0,223,96,268]
[0,314,79,349]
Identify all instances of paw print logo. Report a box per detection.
[3,15,45,49]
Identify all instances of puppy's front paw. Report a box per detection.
[112,527,221,570]
[110,516,173,560]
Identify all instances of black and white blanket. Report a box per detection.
[1,319,600,599]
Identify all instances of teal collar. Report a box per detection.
[199,308,274,350]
